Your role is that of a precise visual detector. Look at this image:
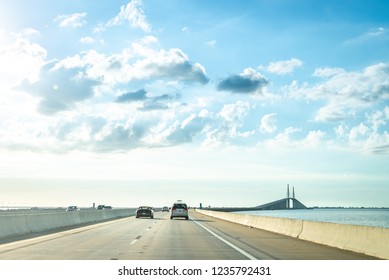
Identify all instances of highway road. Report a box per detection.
[0,210,378,260]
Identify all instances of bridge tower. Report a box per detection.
[286,184,290,208]
[286,184,297,209]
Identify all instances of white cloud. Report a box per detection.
[344,27,388,45]
[0,34,210,148]
[0,31,46,89]
[92,23,106,34]
[203,101,255,148]
[260,113,277,134]
[346,122,389,154]
[313,67,346,78]
[368,27,386,37]
[263,58,303,75]
[218,101,251,123]
[122,47,209,84]
[206,40,216,47]
[332,116,389,154]
[164,112,211,145]
[0,116,56,151]
[262,128,330,152]
[79,36,95,44]
[54,13,87,28]
[366,107,389,132]
[289,63,389,122]
[21,28,40,36]
[107,0,151,32]
[1,19,387,157]
[315,103,353,122]
[334,124,349,139]
[141,35,158,45]
[265,127,301,149]
[19,62,100,115]
[53,41,208,88]
[349,123,370,142]
[303,130,326,148]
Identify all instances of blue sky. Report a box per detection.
[0,0,388,208]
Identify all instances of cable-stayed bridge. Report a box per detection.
[203,184,308,212]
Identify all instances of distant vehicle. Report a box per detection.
[162,206,169,212]
[97,205,112,210]
[170,202,189,220]
[66,206,79,211]
[136,206,154,219]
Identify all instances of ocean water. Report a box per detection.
[235,208,389,228]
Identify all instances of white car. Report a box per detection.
[170,202,189,220]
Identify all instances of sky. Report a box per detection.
[0,0,388,208]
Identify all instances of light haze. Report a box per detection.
[0,0,388,208]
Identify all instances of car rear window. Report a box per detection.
[174,204,187,208]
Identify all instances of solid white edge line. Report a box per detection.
[191,218,257,260]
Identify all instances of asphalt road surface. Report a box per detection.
[0,210,378,260]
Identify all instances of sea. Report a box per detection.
[235,208,389,228]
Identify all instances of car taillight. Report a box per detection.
[172,207,176,210]
[184,207,188,211]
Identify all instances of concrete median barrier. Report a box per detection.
[196,209,389,259]
[0,209,136,239]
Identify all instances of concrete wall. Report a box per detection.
[196,209,389,259]
[0,209,137,239]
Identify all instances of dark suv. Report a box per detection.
[136,206,154,219]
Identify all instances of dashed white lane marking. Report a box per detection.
[130,225,153,245]
[191,218,257,260]
[130,235,142,245]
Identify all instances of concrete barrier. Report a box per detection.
[196,209,389,259]
[0,209,137,239]
[298,220,389,260]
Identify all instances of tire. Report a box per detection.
[170,216,173,219]
[185,216,189,220]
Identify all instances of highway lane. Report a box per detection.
[0,210,378,260]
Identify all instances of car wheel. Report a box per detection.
[170,216,173,219]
